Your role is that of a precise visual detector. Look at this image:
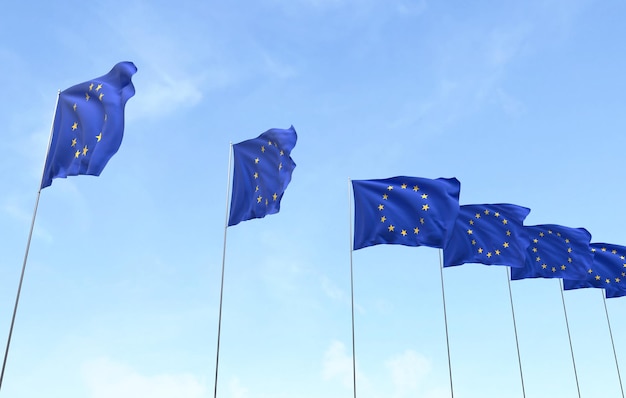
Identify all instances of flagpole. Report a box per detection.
[505,268,526,398]
[0,91,60,391]
[602,290,625,398]
[559,280,581,398]
[437,250,454,398]
[347,179,357,398]
[213,142,233,398]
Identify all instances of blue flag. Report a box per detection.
[41,62,137,189]
[228,126,297,226]
[352,176,460,250]
[510,224,592,281]
[443,203,531,268]
[563,243,626,298]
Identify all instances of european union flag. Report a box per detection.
[41,62,137,189]
[443,204,530,268]
[510,224,592,281]
[352,176,460,250]
[563,243,626,298]
[228,126,297,226]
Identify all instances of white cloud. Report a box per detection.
[228,377,250,398]
[82,358,207,398]
[322,340,356,388]
[385,350,432,397]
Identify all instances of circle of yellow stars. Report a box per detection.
[464,208,511,259]
[531,229,574,274]
[252,139,285,207]
[588,246,626,287]
[376,182,430,238]
[69,81,107,159]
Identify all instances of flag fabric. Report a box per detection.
[563,243,626,298]
[41,62,137,189]
[443,203,531,268]
[228,126,297,226]
[510,224,592,281]
[352,176,460,250]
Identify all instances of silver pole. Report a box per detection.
[0,91,60,391]
[348,179,357,398]
[559,279,581,398]
[506,268,526,398]
[438,250,454,398]
[602,290,624,398]
[213,143,233,398]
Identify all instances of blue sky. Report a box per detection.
[1,0,626,397]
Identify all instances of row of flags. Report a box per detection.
[41,62,625,300]
[351,176,625,298]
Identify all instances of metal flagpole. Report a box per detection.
[505,267,526,398]
[559,279,581,398]
[602,290,625,398]
[437,250,454,398]
[348,179,357,398]
[0,91,60,392]
[213,142,233,398]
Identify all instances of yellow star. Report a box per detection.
[533,238,538,243]
[495,250,501,255]
[261,146,265,152]
[99,93,104,101]
[74,150,80,158]
[606,278,610,284]
[494,212,500,217]
[421,194,428,199]
[265,198,269,205]
[467,229,473,235]
[96,83,102,91]
[602,247,607,252]
[257,196,262,203]
[502,219,508,225]
[612,250,617,254]
[85,93,90,101]
[378,204,384,211]
[478,248,483,254]
[96,132,102,142]
[420,218,425,224]
[567,248,572,253]
[469,219,474,225]
[542,264,547,269]
[278,163,283,170]
[89,83,94,91]
[587,269,593,274]
[475,213,481,219]
[380,216,386,223]
[387,185,393,191]
[413,185,419,191]
[422,204,429,211]
[382,194,388,200]
[471,239,476,245]
[484,209,490,215]
[616,277,621,283]
[532,247,538,252]
[565,238,570,243]
[548,230,553,234]
[414,227,420,234]
[595,275,601,281]
[254,158,259,164]
[255,186,259,192]
[551,267,556,272]
[539,232,545,237]
[568,258,572,263]
[401,230,407,236]
[536,256,541,262]
[273,193,278,201]
[487,252,492,258]
[561,265,566,270]
[82,145,88,156]
[253,172,259,179]
[71,138,77,147]
[71,122,78,130]
[503,242,509,248]
[280,150,284,156]
[73,103,77,111]
[401,183,407,189]
[506,230,511,236]
[388,225,395,232]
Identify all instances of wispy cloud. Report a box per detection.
[82,358,207,398]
